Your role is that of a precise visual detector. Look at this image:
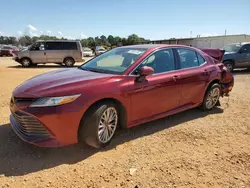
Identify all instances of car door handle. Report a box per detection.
[172,75,180,82]
[44,52,46,55]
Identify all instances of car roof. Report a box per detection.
[227,42,250,46]
[119,44,193,50]
[37,40,78,42]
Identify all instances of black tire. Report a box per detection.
[21,58,32,67]
[224,61,234,72]
[63,57,75,67]
[201,83,221,111]
[78,102,118,148]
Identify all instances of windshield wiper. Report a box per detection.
[78,67,107,73]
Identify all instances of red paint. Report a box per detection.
[10,45,234,147]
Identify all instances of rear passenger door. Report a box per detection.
[45,42,63,63]
[174,48,210,106]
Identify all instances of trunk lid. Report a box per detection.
[200,48,225,61]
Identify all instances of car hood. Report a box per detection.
[224,52,237,55]
[223,52,237,60]
[13,68,113,98]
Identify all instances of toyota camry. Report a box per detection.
[10,45,234,148]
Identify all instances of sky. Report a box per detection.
[0,0,249,40]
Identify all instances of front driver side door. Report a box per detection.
[29,42,46,63]
[237,44,250,67]
[127,48,182,123]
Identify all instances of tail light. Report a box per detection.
[80,51,83,57]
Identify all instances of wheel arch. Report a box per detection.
[63,56,75,62]
[223,59,235,65]
[77,97,128,141]
[203,79,220,99]
[20,57,33,63]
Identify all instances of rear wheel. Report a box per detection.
[201,83,221,111]
[224,61,234,72]
[78,102,118,148]
[64,57,75,67]
[21,58,32,67]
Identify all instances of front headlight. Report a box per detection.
[30,94,81,107]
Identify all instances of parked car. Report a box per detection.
[82,47,94,57]
[10,44,234,148]
[95,46,106,56]
[222,42,250,72]
[13,40,83,67]
[0,46,18,56]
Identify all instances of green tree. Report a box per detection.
[19,36,32,46]
[100,35,107,45]
[121,38,127,46]
[31,36,39,43]
[80,39,89,47]
[94,36,101,46]
[107,35,116,46]
[127,34,140,45]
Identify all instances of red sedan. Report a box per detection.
[10,45,234,148]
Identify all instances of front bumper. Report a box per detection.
[9,98,85,147]
[13,56,20,63]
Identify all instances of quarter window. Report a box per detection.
[62,42,77,50]
[135,49,175,74]
[197,53,205,65]
[177,48,199,69]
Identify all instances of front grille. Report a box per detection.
[10,111,51,142]
[11,97,36,104]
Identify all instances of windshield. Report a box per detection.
[80,47,147,74]
[223,44,241,52]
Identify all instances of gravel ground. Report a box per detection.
[0,57,249,188]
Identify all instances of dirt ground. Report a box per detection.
[0,57,249,188]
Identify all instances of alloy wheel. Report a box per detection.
[65,59,73,66]
[206,87,220,109]
[98,107,118,143]
[226,64,233,72]
[22,59,30,66]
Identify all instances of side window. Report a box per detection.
[62,42,77,50]
[135,49,175,74]
[197,53,206,65]
[46,42,63,50]
[177,48,199,69]
[240,44,250,53]
[30,42,45,51]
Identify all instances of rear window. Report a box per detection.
[62,42,77,50]
[46,42,63,50]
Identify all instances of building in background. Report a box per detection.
[141,34,250,49]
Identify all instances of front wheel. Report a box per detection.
[224,61,234,72]
[79,102,118,148]
[21,58,32,67]
[201,83,221,111]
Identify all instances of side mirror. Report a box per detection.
[135,66,154,82]
[139,66,154,76]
